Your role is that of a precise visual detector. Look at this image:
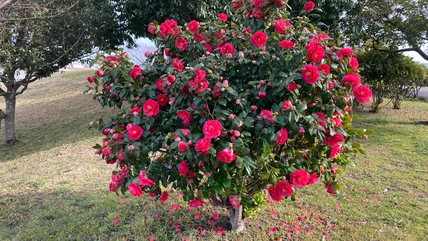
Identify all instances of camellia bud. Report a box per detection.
[363,135,368,140]
[167,75,176,83]
[127,145,135,151]
[230,136,236,142]
[231,130,240,137]
[144,51,151,58]
[258,91,266,99]
[239,51,244,58]
[259,80,265,85]
[236,99,241,104]
[223,80,229,87]
[251,105,258,111]
[252,60,257,64]
[298,127,305,135]
[229,114,235,120]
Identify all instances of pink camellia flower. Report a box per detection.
[195,137,211,152]
[290,170,310,188]
[323,133,345,146]
[138,171,155,187]
[343,73,361,89]
[102,147,112,156]
[301,64,319,84]
[220,43,236,56]
[177,110,192,124]
[276,128,289,145]
[188,198,205,209]
[172,58,184,73]
[339,47,354,57]
[353,85,372,103]
[303,1,315,11]
[159,191,169,203]
[105,56,120,63]
[129,65,142,79]
[307,44,324,63]
[216,148,237,163]
[279,40,295,49]
[143,99,160,117]
[203,120,222,139]
[251,32,267,47]
[268,184,282,202]
[326,183,336,195]
[231,0,242,10]
[178,160,188,176]
[156,94,168,106]
[282,100,292,111]
[286,82,297,92]
[318,64,330,75]
[178,141,188,152]
[148,23,156,34]
[218,13,228,21]
[87,76,94,83]
[274,19,291,34]
[330,144,341,158]
[275,181,294,197]
[349,57,359,70]
[128,183,143,197]
[127,126,143,141]
[156,79,166,92]
[308,173,318,184]
[188,20,199,33]
[129,106,141,115]
[314,112,327,128]
[96,69,104,77]
[229,195,240,208]
[175,37,188,51]
[167,75,176,83]
[298,127,305,135]
[259,110,274,124]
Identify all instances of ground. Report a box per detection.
[0,71,427,241]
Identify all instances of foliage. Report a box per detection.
[345,0,428,60]
[86,0,372,224]
[357,50,427,111]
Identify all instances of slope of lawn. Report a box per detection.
[0,70,427,241]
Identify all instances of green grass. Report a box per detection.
[1,71,427,240]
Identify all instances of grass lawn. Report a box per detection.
[1,70,427,241]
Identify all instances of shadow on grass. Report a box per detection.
[0,94,115,162]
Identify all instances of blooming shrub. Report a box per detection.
[86,0,372,230]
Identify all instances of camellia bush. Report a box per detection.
[86,0,373,232]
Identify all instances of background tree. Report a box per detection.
[345,0,428,61]
[0,0,130,144]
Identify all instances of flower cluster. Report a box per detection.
[86,0,372,216]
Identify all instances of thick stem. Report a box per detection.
[4,93,16,144]
[228,205,245,233]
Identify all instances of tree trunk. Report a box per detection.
[4,93,16,144]
[228,205,245,233]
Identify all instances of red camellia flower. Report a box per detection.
[178,160,188,176]
[276,128,289,145]
[286,82,297,92]
[275,181,294,197]
[143,99,160,117]
[301,64,319,84]
[216,148,237,163]
[188,20,199,33]
[130,65,142,79]
[318,64,330,75]
[178,141,188,152]
[220,43,236,56]
[102,147,112,156]
[203,120,222,139]
[231,0,242,10]
[259,110,274,124]
[172,58,184,73]
[159,191,169,203]
[129,106,141,115]
[303,1,315,11]
[96,69,104,77]
[159,22,172,37]
[175,37,188,51]
[323,133,345,146]
[326,183,336,195]
[308,173,318,184]
[314,112,327,128]
[218,13,228,21]
[194,138,211,152]
[229,195,240,208]
[349,57,359,70]
[148,23,156,34]
[353,85,372,103]
[251,32,267,47]
[268,184,282,202]
[279,40,295,49]
[87,76,94,83]
[343,73,361,89]
[156,94,169,106]
[188,198,205,208]
[338,47,354,57]
[274,19,291,34]
[138,171,155,187]
[177,110,192,122]
[330,144,341,158]
[105,56,120,63]
[127,126,143,141]
[290,170,309,188]
[128,183,143,197]
[307,44,324,63]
